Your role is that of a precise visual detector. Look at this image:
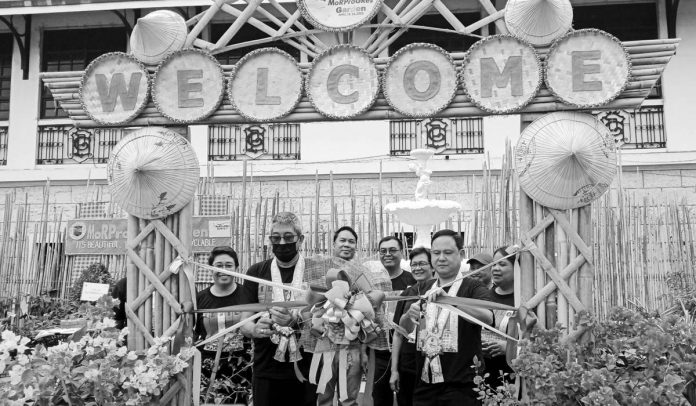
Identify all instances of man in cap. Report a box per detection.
[467,252,494,288]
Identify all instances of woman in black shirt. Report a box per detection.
[194,246,252,404]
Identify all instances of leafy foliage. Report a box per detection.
[475,308,696,406]
[0,296,195,405]
[69,262,114,303]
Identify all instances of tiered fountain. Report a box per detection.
[385,148,462,248]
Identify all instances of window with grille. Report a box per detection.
[0,32,12,121]
[211,22,301,65]
[40,27,127,119]
[388,12,482,55]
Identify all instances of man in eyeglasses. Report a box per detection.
[372,236,417,406]
[241,212,317,406]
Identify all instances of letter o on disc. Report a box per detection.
[545,29,630,108]
[152,49,225,123]
[306,45,379,119]
[228,48,303,121]
[384,43,458,118]
[461,35,541,114]
[80,52,150,125]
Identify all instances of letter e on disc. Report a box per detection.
[153,50,225,123]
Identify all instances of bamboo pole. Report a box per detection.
[127,215,140,350]
[518,190,535,306]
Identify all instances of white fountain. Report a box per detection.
[385,148,462,248]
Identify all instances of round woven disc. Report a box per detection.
[152,49,225,123]
[545,29,631,108]
[461,35,541,114]
[108,127,199,219]
[229,48,303,121]
[505,0,573,46]
[130,10,187,65]
[306,45,379,119]
[384,43,458,118]
[80,52,149,125]
[514,112,617,209]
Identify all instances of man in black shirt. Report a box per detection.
[373,236,417,406]
[111,277,127,330]
[405,230,493,406]
[240,212,317,406]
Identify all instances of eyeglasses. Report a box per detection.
[410,262,430,269]
[379,248,400,256]
[269,233,300,244]
[213,262,236,269]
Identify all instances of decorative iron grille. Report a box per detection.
[390,117,484,156]
[209,123,300,160]
[36,125,127,164]
[0,126,7,165]
[594,105,666,149]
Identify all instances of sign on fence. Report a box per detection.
[66,217,233,255]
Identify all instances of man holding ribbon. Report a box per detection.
[240,212,317,406]
[406,229,494,406]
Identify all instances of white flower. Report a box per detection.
[23,386,36,399]
[84,368,100,381]
[9,364,25,385]
[101,317,116,328]
[127,351,138,361]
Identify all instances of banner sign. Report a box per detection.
[66,216,232,255]
[78,31,630,123]
[298,0,382,31]
[66,219,128,255]
[191,216,233,253]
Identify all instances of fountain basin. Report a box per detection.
[385,200,462,248]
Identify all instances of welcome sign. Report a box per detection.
[79,30,631,125]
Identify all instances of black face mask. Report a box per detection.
[272,243,298,262]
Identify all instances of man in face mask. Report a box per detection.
[241,212,317,406]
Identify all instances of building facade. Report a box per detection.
[0,0,694,252]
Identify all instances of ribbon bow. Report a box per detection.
[308,268,385,402]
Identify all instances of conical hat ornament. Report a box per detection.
[514,112,617,209]
[504,0,573,46]
[107,127,199,219]
[130,10,187,65]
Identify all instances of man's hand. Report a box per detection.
[389,370,400,393]
[426,287,444,302]
[482,340,506,358]
[254,316,274,338]
[360,345,369,373]
[269,306,294,327]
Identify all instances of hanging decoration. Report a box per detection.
[504,0,573,46]
[129,10,188,65]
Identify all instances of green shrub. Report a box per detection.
[475,308,696,406]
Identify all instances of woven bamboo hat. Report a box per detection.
[130,10,187,65]
[514,112,617,209]
[107,127,199,219]
[505,0,573,46]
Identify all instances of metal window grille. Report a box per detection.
[0,33,12,121]
[209,123,300,161]
[40,28,127,119]
[0,126,7,165]
[389,117,484,156]
[594,106,666,149]
[36,125,127,164]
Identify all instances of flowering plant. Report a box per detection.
[0,296,195,405]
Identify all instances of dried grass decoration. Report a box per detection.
[130,10,187,65]
[107,127,199,219]
[545,29,631,108]
[504,0,573,46]
[514,112,617,210]
[460,35,542,114]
